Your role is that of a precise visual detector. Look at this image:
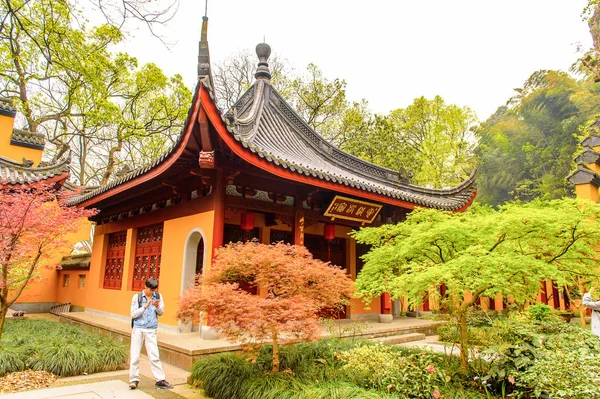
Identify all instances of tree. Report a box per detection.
[387,96,479,188]
[341,96,479,187]
[177,241,353,372]
[580,1,600,81]
[351,199,600,371]
[477,71,600,206]
[0,0,192,186]
[0,182,96,339]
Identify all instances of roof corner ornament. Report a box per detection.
[254,42,272,80]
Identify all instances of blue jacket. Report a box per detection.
[130,292,164,329]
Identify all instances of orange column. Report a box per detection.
[293,211,305,246]
[211,170,225,254]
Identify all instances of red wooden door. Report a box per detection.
[103,231,126,289]
[132,224,164,291]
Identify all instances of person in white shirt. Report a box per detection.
[129,277,173,390]
[582,287,600,337]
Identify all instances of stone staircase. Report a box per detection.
[374,332,426,345]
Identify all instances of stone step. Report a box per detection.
[374,332,426,345]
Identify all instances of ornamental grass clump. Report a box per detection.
[0,319,127,377]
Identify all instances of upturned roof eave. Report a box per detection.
[208,82,477,211]
[225,80,477,210]
[71,82,205,208]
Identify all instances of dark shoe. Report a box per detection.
[155,380,173,389]
[129,381,139,390]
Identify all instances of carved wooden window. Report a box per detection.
[132,224,164,291]
[103,231,127,290]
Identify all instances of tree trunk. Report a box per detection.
[0,304,9,341]
[458,311,469,372]
[271,331,280,373]
[578,280,587,329]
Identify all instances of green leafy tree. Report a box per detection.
[477,71,600,206]
[0,0,192,186]
[351,199,600,371]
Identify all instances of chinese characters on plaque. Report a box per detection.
[323,196,382,224]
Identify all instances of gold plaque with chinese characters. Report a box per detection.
[323,196,383,224]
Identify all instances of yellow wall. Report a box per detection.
[0,114,43,166]
[14,218,91,306]
[575,183,600,202]
[68,203,216,327]
[56,271,89,306]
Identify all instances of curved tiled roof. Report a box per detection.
[0,152,70,185]
[68,84,206,205]
[70,75,476,211]
[0,97,16,117]
[10,129,46,150]
[223,79,476,211]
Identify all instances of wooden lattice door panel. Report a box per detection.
[103,231,127,289]
[132,224,164,291]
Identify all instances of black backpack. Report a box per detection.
[131,292,161,328]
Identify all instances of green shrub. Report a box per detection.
[338,343,447,398]
[0,319,127,377]
[190,352,259,398]
[30,341,101,377]
[526,303,556,323]
[481,311,600,397]
[437,324,492,347]
[190,339,495,399]
[516,349,600,398]
[0,347,26,376]
[257,339,362,380]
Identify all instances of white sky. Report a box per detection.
[116,0,593,122]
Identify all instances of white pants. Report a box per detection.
[129,327,166,382]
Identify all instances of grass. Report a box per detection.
[0,319,128,377]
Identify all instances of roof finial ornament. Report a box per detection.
[197,2,214,92]
[254,42,272,80]
[204,0,208,17]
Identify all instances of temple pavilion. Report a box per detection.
[9,17,478,332]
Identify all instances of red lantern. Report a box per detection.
[240,212,255,231]
[323,223,335,241]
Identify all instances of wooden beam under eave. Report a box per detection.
[198,108,213,152]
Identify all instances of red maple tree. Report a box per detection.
[178,241,354,372]
[0,182,96,338]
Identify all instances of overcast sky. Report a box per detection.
[115,0,593,121]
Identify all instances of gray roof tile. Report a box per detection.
[0,152,70,185]
[225,79,476,210]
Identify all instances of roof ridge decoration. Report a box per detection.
[197,15,215,99]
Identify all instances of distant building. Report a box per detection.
[0,97,89,313]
